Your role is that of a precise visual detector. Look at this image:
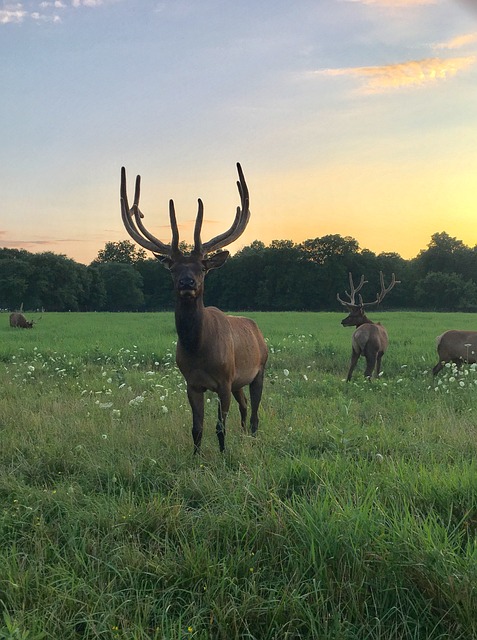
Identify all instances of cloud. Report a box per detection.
[0,0,104,25]
[434,33,477,50]
[0,5,27,23]
[72,0,103,6]
[0,1,64,24]
[312,56,476,93]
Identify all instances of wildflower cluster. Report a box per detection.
[431,362,477,393]
[3,341,185,435]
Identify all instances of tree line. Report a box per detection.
[1,231,477,312]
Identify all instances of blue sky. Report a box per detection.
[1,0,477,264]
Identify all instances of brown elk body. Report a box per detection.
[9,312,34,329]
[337,272,399,381]
[432,330,477,375]
[120,163,268,453]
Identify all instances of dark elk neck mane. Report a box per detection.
[175,294,205,354]
[356,313,374,327]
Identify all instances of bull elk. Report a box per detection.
[9,312,34,329]
[120,163,268,453]
[337,272,399,381]
[432,330,477,375]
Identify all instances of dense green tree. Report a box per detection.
[0,257,31,310]
[414,232,473,278]
[84,266,107,311]
[25,252,87,311]
[94,262,144,311]
[92,240,147,265]
[135,258,173,310]
[4,229,477,312]
[414,271,477,311]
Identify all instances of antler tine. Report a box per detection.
[337,273,367,307]
[375,272,401,305]
[120,167,176,256]
[201,162,250,255]
[168,200,180,256]
[191,199,204,256]
[360,271,400,307]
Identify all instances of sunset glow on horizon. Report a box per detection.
[2,0,477,265]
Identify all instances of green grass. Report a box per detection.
[1,311,477,639]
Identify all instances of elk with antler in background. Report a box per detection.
[337,272,400,381]
[120,163,268,454]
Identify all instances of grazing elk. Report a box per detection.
[432,330,477,375]
[120,163,268,453]
[9,312,34,329]
[337,272,399,381]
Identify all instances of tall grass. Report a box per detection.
[1,311,477,639]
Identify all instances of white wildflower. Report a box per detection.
[283,369,289,377]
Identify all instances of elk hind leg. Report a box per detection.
[249,368,265,435]
[363,348,378,380]
[375,351,384,378]
[346,350,360,382]
[432,360,444,376]
[233,387,248,431]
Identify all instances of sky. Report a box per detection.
[1,0,477,265]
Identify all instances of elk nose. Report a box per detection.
[179,276,195,289]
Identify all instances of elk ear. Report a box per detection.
[156,255,174,270]
[203,250,230,271]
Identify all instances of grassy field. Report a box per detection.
[1,310,477,639]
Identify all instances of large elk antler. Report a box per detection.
[337,273,368,308]
[337,272,400,308]
[120,163,250,258]
[363,272,400,307]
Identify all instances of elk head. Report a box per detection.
[120,163,250,295]
[337,272,399,326]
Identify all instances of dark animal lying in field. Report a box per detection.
[9,312,34,329]
[433,330,477,375]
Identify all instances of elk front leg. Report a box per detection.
[187,387,205,455]
[216,388,232,452]
[249,368,265,435]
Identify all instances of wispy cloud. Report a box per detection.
[0,0,105,25]
[72,0,103,7]
[312,56,476,93]
[434,32,477,50]
[0,4,27,23]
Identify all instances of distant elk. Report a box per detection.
[432,330,477,375]
[120,163,268,453]
[9,312,34,329]
[337,272,400,381]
